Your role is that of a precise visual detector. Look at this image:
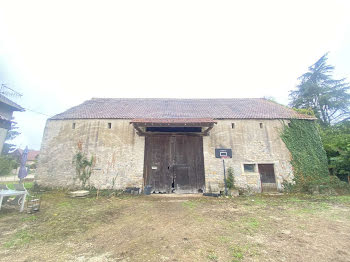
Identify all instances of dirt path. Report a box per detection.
[0,193,349,262]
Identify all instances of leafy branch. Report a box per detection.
[72,150,94,189]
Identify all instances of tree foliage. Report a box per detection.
[321,121,350,183]
[289,53,350,126]
[287,54,350,189]
[0,156,17,176]
[2,118,20,155]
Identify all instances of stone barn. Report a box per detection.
[36,98,314,193]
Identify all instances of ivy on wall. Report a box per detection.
[280,119,345,193]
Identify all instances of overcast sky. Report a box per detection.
[0,0,349,150]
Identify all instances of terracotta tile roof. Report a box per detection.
[50,98,315,120]
[16,149,40,161]
[0,94,24,111]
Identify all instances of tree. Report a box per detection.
[321,121,350,183]
[2,118,20,155]
[289,53,350,126]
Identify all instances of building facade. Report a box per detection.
[36,98,314,193]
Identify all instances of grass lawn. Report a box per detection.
[0,191,350,262]
[0,181,33,190]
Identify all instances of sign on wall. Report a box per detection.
[215,148,232,158]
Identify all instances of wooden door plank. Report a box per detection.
[144,136,172,193]
[173,135,205,193]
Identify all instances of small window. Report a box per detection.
[231,123,235,129]
[72,123,76,129]
[288,122,291,128]
[244,164,255,172]
[259,123,263,128]
[108,123,112,129]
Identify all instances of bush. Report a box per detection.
[0,156,17,176]
[72,151,94,189]
[226,167,235,189]
[283,175,350,195]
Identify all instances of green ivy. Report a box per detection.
[280,120,348,193]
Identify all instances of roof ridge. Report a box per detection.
[90,97,265,100]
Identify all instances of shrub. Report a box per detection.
[72,151,94,189]
[226,167,235,189]
[0,156,17,176]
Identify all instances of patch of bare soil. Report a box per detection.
[0,193,350,262]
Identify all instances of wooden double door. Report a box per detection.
[258,164,277,192]
[144,135,205,194]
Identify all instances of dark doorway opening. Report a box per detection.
[258,164,277,192]
[146,127,202,132]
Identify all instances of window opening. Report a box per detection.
[244,164,255,172]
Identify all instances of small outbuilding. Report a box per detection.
[36,98,314,193]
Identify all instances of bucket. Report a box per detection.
[144,185,152,195]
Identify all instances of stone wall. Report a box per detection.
[203,120,293,193]
[36,118,293,192]
[36,119,145,189]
